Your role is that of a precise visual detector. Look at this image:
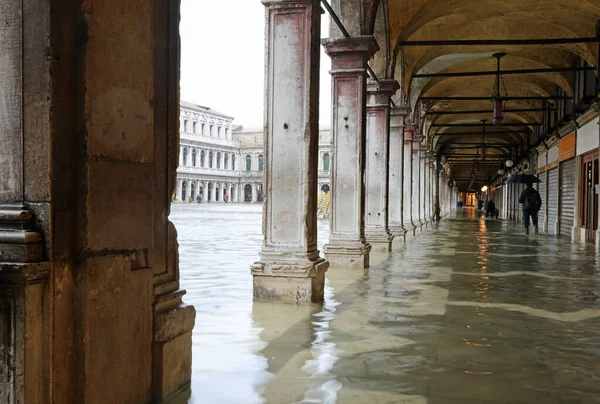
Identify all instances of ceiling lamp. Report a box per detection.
[480,120,487,160]
[505,159,514,168]
[491,53,508,125]
[481,186,488,193]
[498,168,505,175]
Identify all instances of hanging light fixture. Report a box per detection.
[480,119,487,160]
[491,53,508,125]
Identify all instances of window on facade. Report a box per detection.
[183,120,188,133]
[232,155,236,171]
[200,150,205,167]
[183,147,188,166]
[258,154,264,172]
[224,154,229,169]
[217,152,221,169]
[246,155,251,171]
[323,153,330,171]
[201,123,205,135]
[210,125,214,137]
[209,151,213,168]
[192,149,197,166]
[192,122,197,134]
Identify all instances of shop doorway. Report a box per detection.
[581,152,598,243]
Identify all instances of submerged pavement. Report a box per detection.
[171,204,600,404]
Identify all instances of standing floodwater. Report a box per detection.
[172,205,600,403]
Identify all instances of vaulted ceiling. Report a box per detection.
[360,0,600,190]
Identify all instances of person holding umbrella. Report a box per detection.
[518,180,542,235]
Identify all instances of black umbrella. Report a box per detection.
[505,174,541,184]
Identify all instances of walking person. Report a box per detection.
[518,181,542,235]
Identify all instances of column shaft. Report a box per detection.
[388,107,409,239]
[404,125,416,235]
[252,0,328,303]
[322,36,379,268]
[364,79,398,252]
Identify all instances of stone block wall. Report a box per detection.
[0,0,194,403]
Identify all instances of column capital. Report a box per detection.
[322,36,379,70]
[367,79,400,108]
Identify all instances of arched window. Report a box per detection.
[183,120,188,133]
[182,147,188,166]
[192,149,197,166]
[192,122,197,134]
[246,155,251,171]
[232,155,236,171]
[216,152,221,169]
[209,151,214,168]
[323,153,330,171]
[224,153,229,170]
[181,181,187,201]
[258,154,264,172]
[200,150,206,167]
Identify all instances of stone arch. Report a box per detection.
[244,184,252,202]
[181,180,188,201]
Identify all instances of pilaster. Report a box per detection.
[252,0,328,303]
[322,35,379,268]
[364,79,399,252]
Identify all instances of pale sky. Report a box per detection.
[180,0,332,128]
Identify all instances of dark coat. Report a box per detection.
[518,187,542,213]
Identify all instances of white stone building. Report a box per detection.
[175,101,331,202]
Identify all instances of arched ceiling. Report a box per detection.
[367,0,600,190]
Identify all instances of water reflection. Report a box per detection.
[172,204,600,403]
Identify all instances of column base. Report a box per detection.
[389,225,407,242]
[365,230,393,252]
[324,241,371,268]
[153,290,196,402]
[251,257,328,303]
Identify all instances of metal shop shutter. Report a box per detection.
[548,168,559,234]
[559,158,576,235]
[537,175,546,230]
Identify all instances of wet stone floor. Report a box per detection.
[171,204,600,404]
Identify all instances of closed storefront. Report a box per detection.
[538,174,546,230]
[559,158,576,234]
[547,168,559,234]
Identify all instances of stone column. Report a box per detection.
[364,79,399,252]
[175,180,182,202]
[404,124,416,235]
[412,134,423,230]
[211,184,216,203]
[252,0,328,303]
[322,36,378,268]
[388,106,409,240]
[251,183,257,202]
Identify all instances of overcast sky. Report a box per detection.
[180,0,331,128]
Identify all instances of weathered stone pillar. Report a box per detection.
[251,0,328,303]
[322,36,378,268]
[364,79,399,252]
[0,1,194,403]
[412,134,424,229]
[389,107,409,240]
[404,124,416,235]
